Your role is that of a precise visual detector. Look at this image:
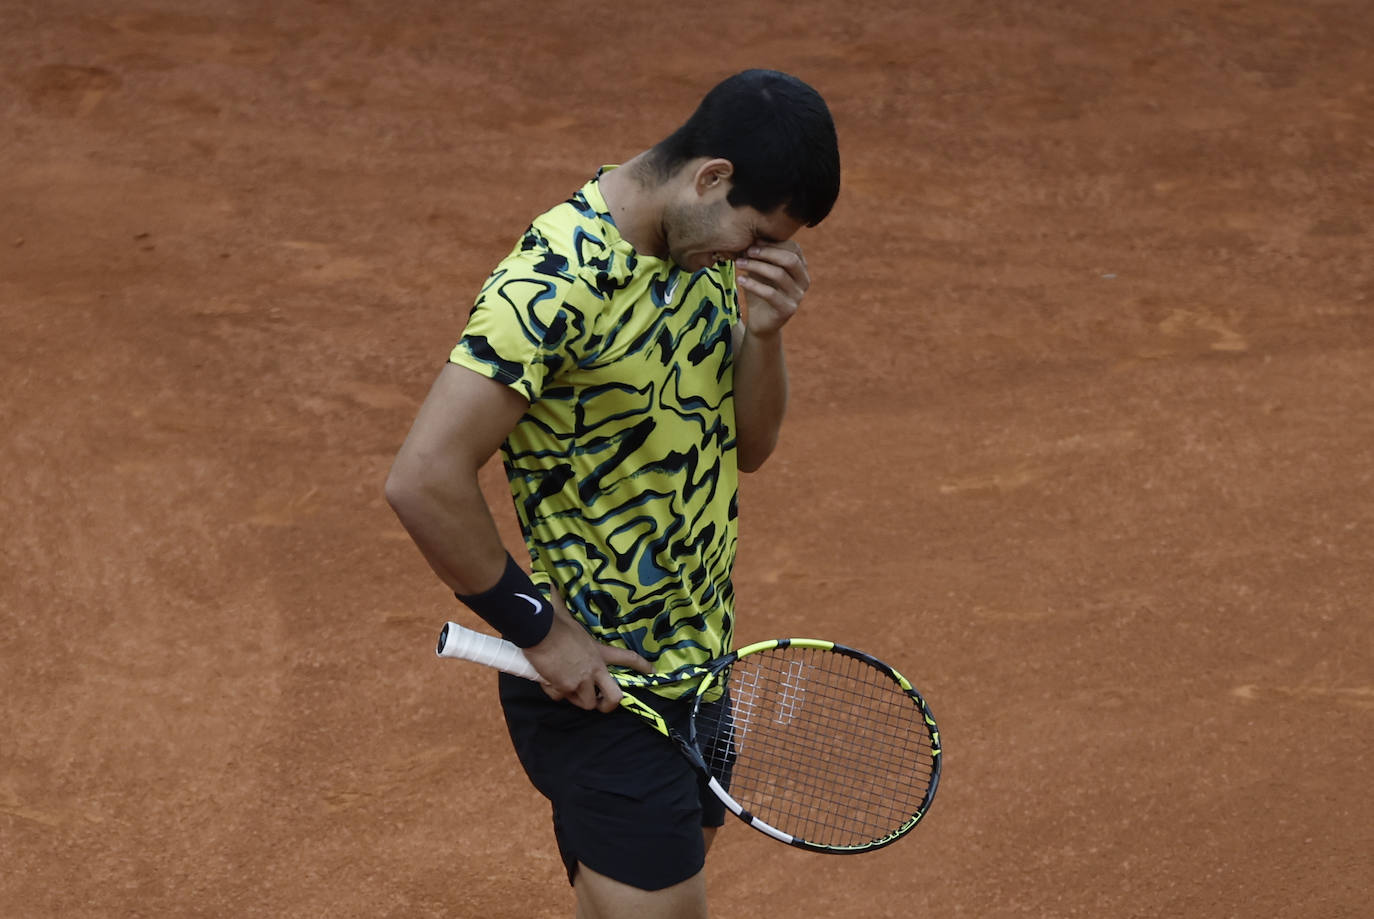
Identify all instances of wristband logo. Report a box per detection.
[514,593,546,615]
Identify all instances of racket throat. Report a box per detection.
[705,776,796,846]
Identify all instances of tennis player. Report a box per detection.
[386,69,840,919]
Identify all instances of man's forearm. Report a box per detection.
[385,467,510,595]
[733,326,789,473]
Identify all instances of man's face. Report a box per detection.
[663,191,805,273]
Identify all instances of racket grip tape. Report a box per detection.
[436,621,541,681]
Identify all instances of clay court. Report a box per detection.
[3,1,1370,916]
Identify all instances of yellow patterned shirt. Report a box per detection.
[450,168,740,694]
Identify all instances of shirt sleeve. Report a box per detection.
[449,246,589,404]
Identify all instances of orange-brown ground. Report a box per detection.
[2,2,1370,917]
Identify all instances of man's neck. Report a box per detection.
[598,154,669,259]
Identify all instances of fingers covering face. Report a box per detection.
[738,243,809,300]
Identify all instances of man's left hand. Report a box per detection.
[736,241,809,337]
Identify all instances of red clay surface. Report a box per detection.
[3,2,1370,917]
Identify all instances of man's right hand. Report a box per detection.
[523,590,654,712]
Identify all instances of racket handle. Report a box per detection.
[436,621,541,681]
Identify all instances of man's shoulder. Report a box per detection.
[524,183,615,263]
[481,198,609,301]
[495,183,658,310]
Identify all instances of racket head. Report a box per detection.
[435,621,941,852]
[687,638,941,853]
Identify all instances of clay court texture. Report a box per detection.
[2,1,1370,917]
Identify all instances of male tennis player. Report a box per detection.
[386,69,840,919]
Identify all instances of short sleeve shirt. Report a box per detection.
[450,168,741,690]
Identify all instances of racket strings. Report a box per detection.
[717,665,934,844]
[696,647,937,849]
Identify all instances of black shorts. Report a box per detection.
[498,672,729,891]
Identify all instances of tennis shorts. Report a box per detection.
[498,672,729,891]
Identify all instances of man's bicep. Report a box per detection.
[395,362,530,477]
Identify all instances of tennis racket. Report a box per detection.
[436,621,941,853]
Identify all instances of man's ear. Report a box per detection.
[692,158,735,198]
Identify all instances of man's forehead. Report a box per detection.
[753,206,806,243]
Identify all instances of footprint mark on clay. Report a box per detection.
[246,486,321,527]
[1232,684,1374,709]
[939,466,1044,495]
[25,64,122,116]
[1157,308,1249,353]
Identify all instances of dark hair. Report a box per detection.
[650,70,840,226]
